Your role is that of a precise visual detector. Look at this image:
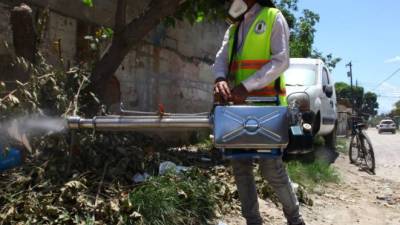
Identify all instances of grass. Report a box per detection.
[286,160,340,190]
[336,137,348,153]
[193,137,213,150]
[313,135,326,147]
[128,168,218,225]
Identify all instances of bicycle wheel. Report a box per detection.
[360,132,375,174]
[349,135,360,164]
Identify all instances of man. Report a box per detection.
[213,0,306,225]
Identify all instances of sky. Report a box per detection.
[299,0,400,113]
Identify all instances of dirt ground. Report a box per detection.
[219,130,400,225]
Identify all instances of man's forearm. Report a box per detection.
[212,28,230,80]
[242,54,289,91]
[242,13,290,92]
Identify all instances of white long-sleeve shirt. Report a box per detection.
[212,3,290,92]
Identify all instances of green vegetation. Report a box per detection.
[335,82,379,118]
[0,58,232,225]
[193,137,213,150]
[389,100,400,118]
[287,160,340,190]
[336,137,348,154]
[81,0,93,8]
[129,169,218,225]
[313,135,325,147]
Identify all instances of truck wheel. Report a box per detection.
[324,123,337,151]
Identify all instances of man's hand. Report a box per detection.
[230,83,249,104]
[214,77,231,101]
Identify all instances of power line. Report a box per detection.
[373,66,400,91]
[378,95,400,99]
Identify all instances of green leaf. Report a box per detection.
[82,0,93,7]
[102,28,114,38]
[195,12,205,23]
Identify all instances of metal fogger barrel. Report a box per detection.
[67,105,290,149]
[67,115,211,131]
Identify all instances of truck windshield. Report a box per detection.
[284,65,317,86]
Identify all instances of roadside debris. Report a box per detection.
[132,172,150,183]
[0,147,23,171]
[376,194,400,205]
[158,161,190,175]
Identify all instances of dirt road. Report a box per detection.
[367,129,400,182]
[220,131,400,225]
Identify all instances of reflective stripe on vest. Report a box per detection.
[228,7,287,105]
[230,59,271,72]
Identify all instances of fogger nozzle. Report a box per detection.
[67,115,212,131]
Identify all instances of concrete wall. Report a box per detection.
[0,3,16,92]
[39,11,77,68]
[116,21,226,113]
[0,3,78,88]
[0,2,228,115]
[0,0,150,28]
[0,3,13,55]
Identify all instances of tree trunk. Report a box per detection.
[90,0,181,102]
[10,3,37,63]
[0,0,116,28]
[91,37,130,101]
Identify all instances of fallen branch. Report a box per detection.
[93,162,109,221]
[0,73,55,104]
[63,74,89,116]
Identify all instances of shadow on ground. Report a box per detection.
[284,146,339,165]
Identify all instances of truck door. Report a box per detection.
[321,67,336,128]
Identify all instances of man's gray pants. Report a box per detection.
[231,156,303,225]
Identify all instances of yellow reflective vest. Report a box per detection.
[228,7,287,106]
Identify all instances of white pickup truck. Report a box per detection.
[284,58,338,152]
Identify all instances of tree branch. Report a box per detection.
[115,0,127,32]
[90,0,182,101]
[122,0,181,45]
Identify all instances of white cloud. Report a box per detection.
[384,56,400,63]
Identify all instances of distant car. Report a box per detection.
[378,119,397,134]
[285,58,337,152]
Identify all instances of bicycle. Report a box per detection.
[348,116,375,174]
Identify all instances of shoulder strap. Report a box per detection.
[274,77,281,105]
[274,77,281,94]
[227,22,241,82]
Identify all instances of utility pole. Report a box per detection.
[346,62,354,115]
